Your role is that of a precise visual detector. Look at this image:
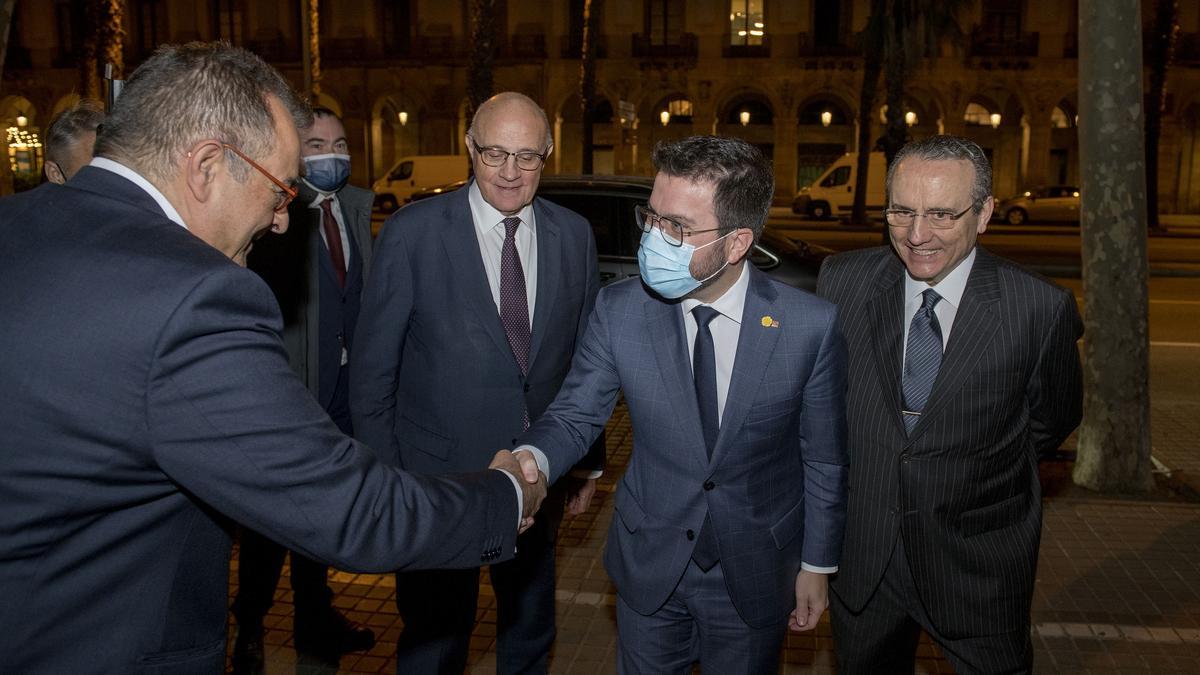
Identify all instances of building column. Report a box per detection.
[1025,119,1053,189]
[774,121,798,203]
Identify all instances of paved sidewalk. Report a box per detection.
[227,403,1200,674]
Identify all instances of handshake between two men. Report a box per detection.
[489,449,549,533]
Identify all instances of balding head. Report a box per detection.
[468,92,552,149]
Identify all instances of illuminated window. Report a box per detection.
[963,102,994,126]
[729,0,764,47]
[1050,106,1074,129]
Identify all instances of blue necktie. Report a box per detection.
[902,289,943,434]
[690,306,721,571]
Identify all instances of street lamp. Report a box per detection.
[739,110,750,126]
[660,110,670,126]
[905,111,917,126]
[15,113,26,128]
[820,110,832,127]
[989,113,1001,128]
[398,111,408,126]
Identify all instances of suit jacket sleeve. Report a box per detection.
[148,267,517,572]
[567,224,607,475]
[1028,288,1084,456]
[798,310,850,568]
[521,287,622,484]
[349,211,413,467]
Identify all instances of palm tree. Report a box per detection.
[1145,0,1179,231]
[466,0,497,126]
[579,0,603,174]
[850,0,967,225]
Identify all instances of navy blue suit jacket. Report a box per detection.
[519,266,849,628]
[0,168,518,673]
[351,184,603,478]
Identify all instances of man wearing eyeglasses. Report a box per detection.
[351,91,604,675]
[230,107,377,672]
[510,135,849,674]
[0,43,542,673]
[816,135,1083,674]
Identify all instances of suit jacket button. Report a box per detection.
[900,454,910,463]
[511,438,518,445]
[523,383,531,392]
[686,529,695,540]
[703,481,715,491]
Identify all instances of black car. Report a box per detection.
[405,175,829,291]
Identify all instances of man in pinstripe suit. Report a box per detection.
[817,136,1083,674]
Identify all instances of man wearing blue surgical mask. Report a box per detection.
[512,135,849,674]
[230,107,376,672]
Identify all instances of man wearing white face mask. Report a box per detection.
[231,107,376,672]
[512,135,849,673]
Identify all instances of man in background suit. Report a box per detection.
[817,135,1083,674]
[231,108,376,671]
[351,91,604,674]
[513,135,849,674]
[0,42,543,673]
[43,98,104,185]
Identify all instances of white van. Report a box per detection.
[372,155,469,212]
[792,152,887,220]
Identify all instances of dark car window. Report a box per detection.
[537,191,621,257]
[820,165,851,188]
[388,161,413,181]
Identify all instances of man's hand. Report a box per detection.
[789,570,829,632]
[489,450,547,533]
[564,476,597,516]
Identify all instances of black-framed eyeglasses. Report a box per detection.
[883,202,977,230]
[634,204,724,247]
[468,138,548,171]
[222,143,298,213]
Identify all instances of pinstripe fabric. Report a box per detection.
[817,246,1083,646]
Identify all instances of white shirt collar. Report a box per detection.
[89,157,188,229]
[681,262,750,323]
[904,247,976,309]
[468,180,536,235]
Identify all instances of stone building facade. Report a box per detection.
[3,0,1199,210]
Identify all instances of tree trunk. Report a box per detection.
[102,0,125,78]
[1075,0,1153,493]
[1144,0,1178,231]
[306,0,321,98]
[851,1,886,226]
[579,0,600,175]
[881,1,909,169]
[0,0,17,196]
[466,0,497,127]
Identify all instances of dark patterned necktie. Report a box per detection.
[319,197,346,288]
[902,289,943,434]
[690,305,721,572]
[499,216,531,428]
[691,306,720,459]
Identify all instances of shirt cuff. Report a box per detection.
[800,562,838,574]
[492,468,523,529]
[570,469,604,480]
[512,445,550,479]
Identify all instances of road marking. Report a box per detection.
[1150,299,1200,305]
[1035,623,1200,644]
[1150,341,1200,348]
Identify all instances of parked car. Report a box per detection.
[996,185,1080,225]
[402,175,830,291]
[372,155,469,212]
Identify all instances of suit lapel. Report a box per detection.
[868,256,907,436]
[646,293,709,463]
[528,198,560,368]
[438,186,518,365]
[909,248,1002,441]
[713,267,781,466]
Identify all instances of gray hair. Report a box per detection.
[45,99,104,164]
[467,92,553,150]
[93,41,312,184]
[651,135,775,241]
[887,135,993,212]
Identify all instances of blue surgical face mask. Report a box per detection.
[637,227,732,299]
[303,153,351,193]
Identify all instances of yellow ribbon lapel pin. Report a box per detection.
[760,315,780,329]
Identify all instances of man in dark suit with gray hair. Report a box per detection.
[0,42,542,674]
[818,135,1083,674]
